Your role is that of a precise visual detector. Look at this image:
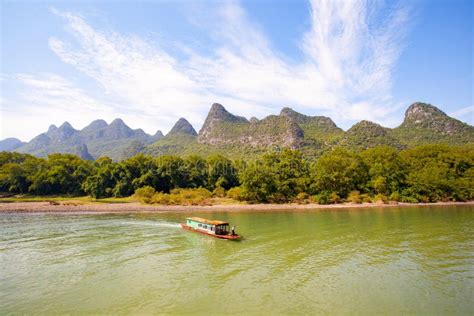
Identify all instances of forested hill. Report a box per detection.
[2,102,473,160]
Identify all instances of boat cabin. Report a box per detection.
[185,217,231,235]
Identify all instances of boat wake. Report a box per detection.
[120,221,181,229]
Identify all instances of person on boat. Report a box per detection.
[231,226,235,236]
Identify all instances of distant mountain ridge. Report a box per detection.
[2,102,473,160]
[6,119,163,160]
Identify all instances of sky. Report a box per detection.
[1,0,472,141]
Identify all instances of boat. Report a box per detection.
[181,217,241,240]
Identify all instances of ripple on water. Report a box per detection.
[1,207,473,314]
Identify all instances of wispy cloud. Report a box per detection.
[4,0,413,140]
[449,105,474,124]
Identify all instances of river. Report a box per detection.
[1,205,473,314]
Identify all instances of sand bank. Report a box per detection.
[0,200,472,214]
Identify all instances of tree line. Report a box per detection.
[0,144,472,204]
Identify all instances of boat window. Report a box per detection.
[198,223,202,227]
[210,226,214,231]
[203,225,207,229]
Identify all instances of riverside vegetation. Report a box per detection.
[1,144,472,205]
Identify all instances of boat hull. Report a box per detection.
[181,224,241,240]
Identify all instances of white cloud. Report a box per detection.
[3,0,413,140]
[449,105,474,124]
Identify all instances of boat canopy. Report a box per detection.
[186,217,228,226]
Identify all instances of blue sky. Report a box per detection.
[1,0,472,141]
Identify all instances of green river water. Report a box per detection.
[1,206,473,314]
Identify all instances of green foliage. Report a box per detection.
[310,148,368,198]
[293,192,310,204]
[207,155,238,190]
[226,187,244,201]
[347,191,362,203]
[133,186,156,203]
[212,187,226,198]
[360,146,406,196]
[400,145,474,201]
[138,188,213,205]
[1,144,472,204]
[28,154,93,195]
[239,149,310,202]
[311,192,340,205]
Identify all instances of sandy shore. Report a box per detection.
[0,200,473,214]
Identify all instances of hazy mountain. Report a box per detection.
[11,119,162,160]
[0,138,26,151]
[168,118,198,136]
[145,118,198,157]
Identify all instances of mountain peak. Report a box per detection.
[348,120,388,132]
[51,121,77,140]
[279,106,341,137]
[168,118,197,136]
[404,102,448,124]
[84,119,108,131]
[59,121,74,130]
[48,124,58,133]
[199,103,248,140]
[206,103,248,123]
[110,118,127,126]
[397,102,474,140]
[280,107,297,115]
[341,120,401,149]
[210,103,226,114]
[280,107,310,122]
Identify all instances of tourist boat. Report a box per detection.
[181,217,241,240]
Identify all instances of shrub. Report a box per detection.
[312,191,340,204]
[227,187,244,201]
[134,186,156,203]
[360,193,372,203]
[329,192,341,204]
[151,192,170,204]
[212,187,226,198]
[293,192,309,204]
[389,191,401,202]
[347,191,362,203]
[136,188,213,205]
[170,188,212,205]
[399,195,419,203]
[372,193,389,203]
[268,192,289,203]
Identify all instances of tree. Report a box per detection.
[207,155,238,190]
[29,154,93,195]
[184,155,208,189]
[360,146,406,195]
[239,149,309,202]
[400,145,474,201]
[310,148,368,198]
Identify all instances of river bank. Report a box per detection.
[0,200,473,213]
